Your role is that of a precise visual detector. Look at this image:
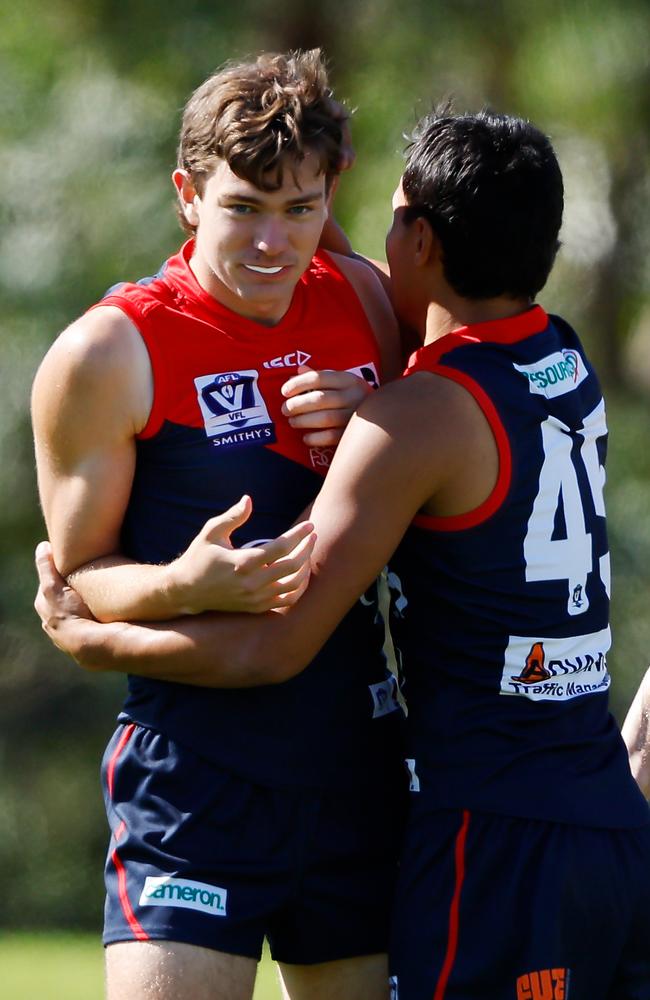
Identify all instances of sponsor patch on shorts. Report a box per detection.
[139,876,227,917]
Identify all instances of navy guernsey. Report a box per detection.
[91,240,404,790]
[389,305,648,827]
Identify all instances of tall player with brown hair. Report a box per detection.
[32,51,404,1000]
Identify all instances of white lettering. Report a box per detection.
[140,876,227,917]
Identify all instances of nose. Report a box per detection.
[253,216,289,256]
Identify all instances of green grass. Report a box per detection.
[0,933,282,999]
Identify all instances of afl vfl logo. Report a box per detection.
[194,369,276,451]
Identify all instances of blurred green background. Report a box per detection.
[1,0,649,986]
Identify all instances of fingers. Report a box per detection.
[203,495,253,542]
[246,551,314,612]
[244,522,316,577]
[270,563,312,608]
[281,406,353,430]
[282,366,351,399]
[232,524,316,612]
[295,428,344,448]
[281,371,372,426]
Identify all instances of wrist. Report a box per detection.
[71,619,124,672]
[160,558,201,616]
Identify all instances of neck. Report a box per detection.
[189,255,292,328]
[423,293,532,345]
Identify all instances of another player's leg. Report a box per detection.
[106,941,257,1000]
[277,954,389,1000]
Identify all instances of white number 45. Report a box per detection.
[524,400,610,616]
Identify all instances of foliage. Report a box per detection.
[1,0,648,930]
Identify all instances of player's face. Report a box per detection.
[177,153,328,325]
[385,178,425,336]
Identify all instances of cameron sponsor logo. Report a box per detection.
[514,350,586,398]
[139,876,227,917]
[500,628,611,701]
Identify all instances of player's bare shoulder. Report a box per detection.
[32,305,153,437]
[351,367,499,504]
[328,251,402,380]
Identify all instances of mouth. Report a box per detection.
[244,264,288,275]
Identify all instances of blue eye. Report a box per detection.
[288,205,312,215]
[229,204,254,214]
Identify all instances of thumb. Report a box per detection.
[204,495,253,541]
[34,540,62,590]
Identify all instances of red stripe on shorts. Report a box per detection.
[111,822,148,941]
[433,810,471,1000]
[106,723,136,799]
[106,725,149,941]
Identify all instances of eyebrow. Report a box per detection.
[221,190,324,206]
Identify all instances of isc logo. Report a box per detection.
[263,350,312,369]
[516,968,569,1000]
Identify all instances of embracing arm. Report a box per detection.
[36,373,490,687]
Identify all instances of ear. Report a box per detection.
[172,168,201,228]
[413,216,437,267]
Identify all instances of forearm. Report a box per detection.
[64,611,295,687]
[68,557,184,623]
[622,666,650,799]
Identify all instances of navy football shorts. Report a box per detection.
[389,802,650,999]
[101,722,406,964]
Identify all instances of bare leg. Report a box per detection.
[277,954,389,1000]
[105,941,257,1000]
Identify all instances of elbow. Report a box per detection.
[235,622,311,687]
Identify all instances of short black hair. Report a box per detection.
[402,109,564,300]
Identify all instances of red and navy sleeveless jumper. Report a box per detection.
[93,240,404,790]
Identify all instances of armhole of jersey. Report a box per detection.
[413,365,512,532]
[315,249,385,382]
[89,297,167,440]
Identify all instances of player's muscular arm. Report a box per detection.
[32,307,148,582]
[33,308,315,623]
[35,374,495,687]
[622,666,650,799]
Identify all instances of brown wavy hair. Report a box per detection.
[177,49,346,232]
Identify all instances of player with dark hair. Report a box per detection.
[36,107,650,997]
[32,50,405,1000]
